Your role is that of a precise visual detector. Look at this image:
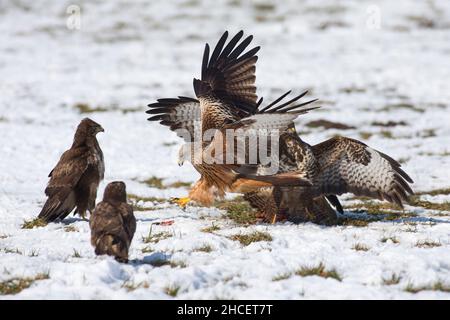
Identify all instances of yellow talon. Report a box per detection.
[170,197,191,208]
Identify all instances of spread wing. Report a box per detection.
[213,91,319,173]
[312,136,414,207]
[146,96,200,142]
[193,30,260,114]
[38,146,95,222]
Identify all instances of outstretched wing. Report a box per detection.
[205,91,319,179]
[312,136,414,207]
[193,30,260,114]
[146,96,200,142]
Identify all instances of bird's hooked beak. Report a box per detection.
[97,126,105,133]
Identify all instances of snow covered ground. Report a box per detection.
[1,0,450,299]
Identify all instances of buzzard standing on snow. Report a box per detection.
[37,118,105,222]
[90,181,136,263]
[147,31,316,207]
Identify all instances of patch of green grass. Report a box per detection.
[352,243,370,251]
[417,188,450,196]
[0,273,49,295]
[21,218,47,229]
[140,176,191,189]
[305,120,355,130]
[371,121,407,127]
[64,226,78,232]
[415,240,441,248]
[121,281,149,292]
[200,223,221,233]
[229,231,272,246]
[72,249,82,258]
[380,130,394,139]
[216,198,257,225]
[193,244,213,253]
[165,284,181,297]
[272,273,292,281]
[74,103,141,114]
[74,103,109,113]
[405,281,450,293]
[142,176,164,188]
[295,263,342,281]
[408,197,450,212]
[383,274,402,285]
[379,103,424,113]
[3,248,23,255]
[142,228,172,244]
[359,132,373,140]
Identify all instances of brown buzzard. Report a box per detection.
[37,118,105,222]
[245,124,414,224]
[147,31,316,207]
[90,181,136,263]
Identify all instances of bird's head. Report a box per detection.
[79,117,105,136]
[103,181,127,203]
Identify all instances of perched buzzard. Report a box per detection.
[147,31,316,207]
[37,118,105,222]
[90,181,136,263]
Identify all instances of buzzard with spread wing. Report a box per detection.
[37,118,105,222]
[147,31,317,207]
[90,181,136,263]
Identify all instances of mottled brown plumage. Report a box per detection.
[246,129,414,224]
[147,31,317,206]
[38,118,105,222]
[90,181,136,263]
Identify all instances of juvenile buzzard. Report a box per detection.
[90,181,136,263]
[37,118,105,222]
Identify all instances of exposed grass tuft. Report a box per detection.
[295,263,341,281]
[200,223,221,233]
[165,284,181,297]
[121,281,149,292]
[72,249,82,258]
[193,244,213,253]
[408,197,450,212]
[0,273,49,295]
[229,231,272,246]
[415,240,441,248]
[141,228,172,244]
[272,273,292,281]
[381,236,400,244]
[216,197,257,225]
[141,176,191,189]
[352,243,370,251]
[405,281,450,293]
[383,274,402,285]
[64,226,78,232]
[21,218,47,229]
[74,103,109,113]
[305,120,355,130]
